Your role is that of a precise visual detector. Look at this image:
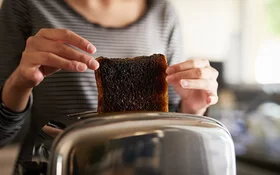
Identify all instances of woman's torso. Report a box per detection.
[27,0,176,128]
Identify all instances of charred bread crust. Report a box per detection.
[95,54,168,113]
[94,59,104,113]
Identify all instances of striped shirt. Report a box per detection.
[0,0,184,157]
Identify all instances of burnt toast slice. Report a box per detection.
[95,54,168,113]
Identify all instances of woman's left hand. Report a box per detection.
[166,58,219,115]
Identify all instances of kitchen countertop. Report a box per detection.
[1,144,279,175]
[0,145,19,175]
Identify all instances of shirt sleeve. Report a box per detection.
[164,2,185,112]
[0,0,32,147]
[0,88,32,147]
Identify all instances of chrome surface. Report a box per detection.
[48,112,236,175]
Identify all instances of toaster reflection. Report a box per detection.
[48,112,236,175]
[71,131,162,175]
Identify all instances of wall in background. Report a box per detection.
[170,0,236,61]
[170,0,243,84]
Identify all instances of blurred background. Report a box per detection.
[0,0,280,174]
[171,0,280,174]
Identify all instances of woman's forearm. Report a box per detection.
[2,69,32,112]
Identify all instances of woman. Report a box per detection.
[0,0,218,161]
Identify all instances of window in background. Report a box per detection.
[171,0,280,85]
[255,0,280,84]
[237,0,280,85]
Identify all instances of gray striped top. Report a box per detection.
[0,0,184,152]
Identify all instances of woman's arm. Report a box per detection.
[0,0,99,147]
[0,0,33,147]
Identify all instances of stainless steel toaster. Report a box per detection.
[47,112,236,175]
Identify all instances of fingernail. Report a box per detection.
[77,63,87,72]
[166,67,175,74]
[180,80,189,88]
[87,44,96,54]
[89,58,99,70]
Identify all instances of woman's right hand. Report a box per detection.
[16,28,99,88]
[2,28,99,112]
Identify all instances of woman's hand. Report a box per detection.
[166,58,219,115]
[2,28,99,112]
[16,28,99,88]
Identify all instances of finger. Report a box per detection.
[177,79,218,94]
[207,95,219,105]
[42,125,63,138]
[166,67,218,82]
[26,36,99,70]
[22,51,88,72]
[167,58,210,74]
[36,28,96,54]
